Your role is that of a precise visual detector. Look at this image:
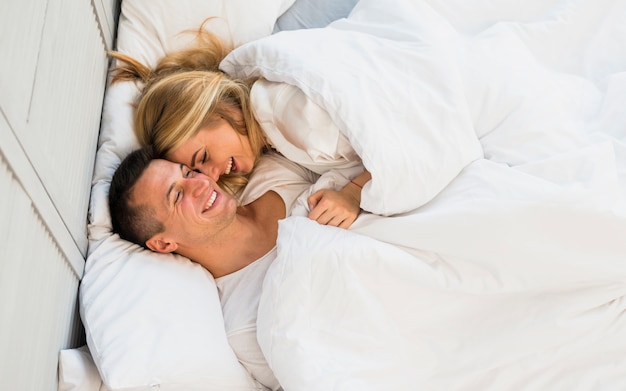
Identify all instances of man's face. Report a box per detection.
[131,159,238,248]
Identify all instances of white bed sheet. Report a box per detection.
[219,0,626,389]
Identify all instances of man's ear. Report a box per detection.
[146,236,178,253]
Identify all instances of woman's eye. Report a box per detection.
[184,169,192,178]
[201,151,208,164]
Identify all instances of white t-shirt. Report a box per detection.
[215,152,318,390]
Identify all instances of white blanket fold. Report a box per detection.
[260,215,626,391]
[222,0,483,215]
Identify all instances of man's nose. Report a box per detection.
[188,176,209,198]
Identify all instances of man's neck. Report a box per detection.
[179,191,286,278]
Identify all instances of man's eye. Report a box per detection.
[184,169,192,178]
[175,190,182,203]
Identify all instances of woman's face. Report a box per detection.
[166,116,256,180]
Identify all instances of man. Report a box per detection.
[109,146,320,390]
[109,146,319,276]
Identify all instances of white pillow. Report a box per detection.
[58,346,110,391]
[81,236,259,391]
[273,0,359,32]
[81,0,295,390]
[118,0,296,67]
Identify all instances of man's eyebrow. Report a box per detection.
[165,164,185,204]
[190,148,201,168]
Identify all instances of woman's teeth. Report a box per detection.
[205,191,217,210]
[224,157,233,175]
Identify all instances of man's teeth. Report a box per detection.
[225,157,233,175]
[205,191,217,210]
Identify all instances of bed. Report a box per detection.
[69,0,626,390]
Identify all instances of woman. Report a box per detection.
[111,24,371,228]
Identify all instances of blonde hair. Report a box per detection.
[110,23,269,196]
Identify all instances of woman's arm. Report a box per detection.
[307,170,371,229]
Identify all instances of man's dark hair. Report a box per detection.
[109,146,164,248]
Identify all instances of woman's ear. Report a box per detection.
[146,236,178,253]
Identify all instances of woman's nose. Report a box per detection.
[203,165,221,181]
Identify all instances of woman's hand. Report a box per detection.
[307,185,361,229]
[307,170,371,229]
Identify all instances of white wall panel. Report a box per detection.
[18,0,109,253]
[93,0,121,49]
[0,1,48,127]
[0,1,119,389]
[0,154,83,391]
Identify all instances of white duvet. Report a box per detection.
[221,0,626,389]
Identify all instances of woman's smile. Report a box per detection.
[225,157,234,175]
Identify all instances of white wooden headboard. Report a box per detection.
[0,1,119,389]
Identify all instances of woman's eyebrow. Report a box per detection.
[190,148,202,167]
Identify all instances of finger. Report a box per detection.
[338,217,355,229]
[319,211,339,226]
[308,202,328,221]
[325,214,348,228]
[309,204,333,224]
[307,190,325,210]
[312,214,333,225]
